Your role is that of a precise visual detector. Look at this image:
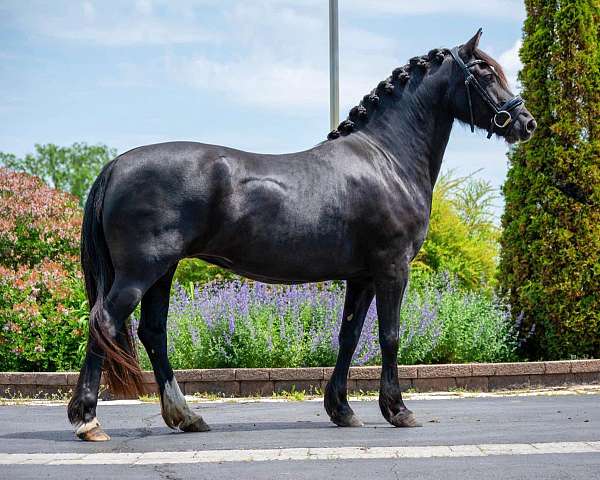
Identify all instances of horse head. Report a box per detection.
[448,29,536,144]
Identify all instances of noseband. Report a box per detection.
[450,47,524,139]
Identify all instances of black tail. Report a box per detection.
[81,160,143,398]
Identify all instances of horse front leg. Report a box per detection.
[376,266,421,427]
[324,278,375,427]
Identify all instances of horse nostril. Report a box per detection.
[526,119,537,133]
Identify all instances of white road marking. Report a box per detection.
[0,441,599,465]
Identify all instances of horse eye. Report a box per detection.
[483,73,495,83]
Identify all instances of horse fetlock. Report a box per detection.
[323,381,342,416]
[67,392,96,426]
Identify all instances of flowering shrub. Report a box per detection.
[136,273,518,370]
[0,168,87,371]
[0,168,80,268]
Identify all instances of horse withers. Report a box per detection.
[68,30,536,441]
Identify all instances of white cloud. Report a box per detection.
[135,0,153,16]
[9,1,220,46]
[342,0,525,20]
[498,39,522,92]
[82,1,95,21]
[50,21,217,46]
[163,2,398,113]
[166,55,329,110]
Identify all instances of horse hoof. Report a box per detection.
[77,426,111,442]
[331,413,364,427]
[389,411,422,428]
[180,416,211,433]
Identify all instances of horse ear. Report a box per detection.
[461,28,483,57]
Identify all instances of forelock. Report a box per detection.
[473,47,509,89]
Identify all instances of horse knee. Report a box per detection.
[380,332,399,353]
[137,325,153,347]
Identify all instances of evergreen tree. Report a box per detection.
[499,0,600,358]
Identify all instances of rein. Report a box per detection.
[450,47,524,139]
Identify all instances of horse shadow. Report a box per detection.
[0,420,335,444]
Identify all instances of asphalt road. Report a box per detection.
[0,393,599,479]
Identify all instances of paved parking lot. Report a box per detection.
[0,392,599,479]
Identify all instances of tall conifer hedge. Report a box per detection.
[499,0,599,358]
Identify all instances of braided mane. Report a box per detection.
[327,45,511,141]
[327,48,449,140]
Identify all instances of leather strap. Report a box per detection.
[450,47,523,139]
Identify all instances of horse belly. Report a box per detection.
[201,207,366,282]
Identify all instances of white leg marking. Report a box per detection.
[161,378,201,430]
[74,417,100,436]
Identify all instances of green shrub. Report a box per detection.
[0,262,88,371]
[173,258,238,287]
[414,173,500,291]
[499,1,600,359]
[0,168,87,371]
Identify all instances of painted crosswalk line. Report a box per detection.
[0,441,599,465]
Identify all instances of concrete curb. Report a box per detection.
[1,360,599,398]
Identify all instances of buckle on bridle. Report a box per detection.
[493,111,512,128]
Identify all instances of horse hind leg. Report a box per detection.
[324,279,375,427]
[138,267,210,433]
[67,336,109,441]
[68,278,146,441]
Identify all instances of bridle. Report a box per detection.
[450,47,524,139]
[449,47,591,205]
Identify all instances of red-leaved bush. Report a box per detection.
[0,168,87,371]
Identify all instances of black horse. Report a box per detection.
[68,30,536,441]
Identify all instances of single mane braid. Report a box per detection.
[327,48,450,141]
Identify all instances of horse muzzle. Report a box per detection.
[505,110,537,144]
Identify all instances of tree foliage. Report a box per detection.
[0,143,116,206]
[413,172,500,291]
[499,0,600,358]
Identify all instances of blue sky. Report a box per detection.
[1,0,525,212]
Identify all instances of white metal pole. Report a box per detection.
[329,0,339,131]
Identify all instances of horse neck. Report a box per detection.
[361,70,454,190]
